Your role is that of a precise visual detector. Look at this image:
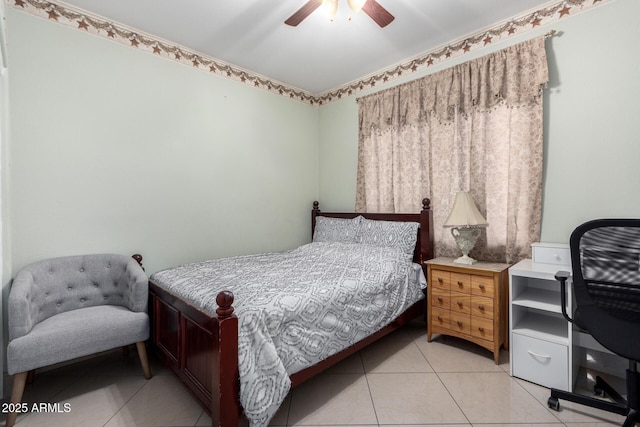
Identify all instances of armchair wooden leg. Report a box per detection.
[26,370,35,384]
[6,372,28,427]
[136,341,152,379]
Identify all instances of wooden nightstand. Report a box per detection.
[425,257,510,364]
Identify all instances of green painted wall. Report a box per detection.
[6,9,319,276]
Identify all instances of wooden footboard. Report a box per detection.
[149,283,240,426]
[149,199,434,427]
[150,283,425,427]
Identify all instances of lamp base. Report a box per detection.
[453,254,478,265]
[450,226,483,266]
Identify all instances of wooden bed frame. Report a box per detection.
[148,199,434,427]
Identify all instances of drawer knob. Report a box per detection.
[457,321,463,327]
[457,301,463,307]
[478,305,485,311]
[457,281,463,287]
[437,316,443,321]
[478,327,485,332]
[478,284,485,290]
[437,297,443,302]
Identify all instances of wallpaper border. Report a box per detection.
[10,0,611,105]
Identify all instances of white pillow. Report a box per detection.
[313,216,363,243]
[357,218,419,259]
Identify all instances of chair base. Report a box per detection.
[548,367,639,427]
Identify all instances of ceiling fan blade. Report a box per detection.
[285,0,322,26]
[362,0,395,27]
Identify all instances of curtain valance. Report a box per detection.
[358,37,549,138]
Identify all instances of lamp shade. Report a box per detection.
[443,191,488,227]
[347,0,367,13]
[322,0,339,19]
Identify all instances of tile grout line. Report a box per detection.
[101,349,167,427]
[100,375,150,427]
[411,332,472,425]
[426,363,473,426]
[361,351,382,427]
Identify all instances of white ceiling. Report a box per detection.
[55,0,558,95]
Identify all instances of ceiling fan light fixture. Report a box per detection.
[347,0,367,13]
[285,0,392,27]
[321,0,339,20]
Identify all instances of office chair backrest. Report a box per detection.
[570,219,640,362]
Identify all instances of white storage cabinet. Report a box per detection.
[509,243,579,391]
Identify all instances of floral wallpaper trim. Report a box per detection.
[320,0,612,104]
[11,0,612,106]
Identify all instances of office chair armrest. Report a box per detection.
[555,270,573,323]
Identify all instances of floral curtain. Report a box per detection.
[355,37,549,263]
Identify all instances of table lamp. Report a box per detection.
[443,191,488,265]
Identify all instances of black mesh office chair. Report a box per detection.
[547,219,640,426]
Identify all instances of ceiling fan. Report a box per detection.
[285,0,395,28]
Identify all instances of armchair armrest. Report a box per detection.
[8,271,35,341]
[124,259,149,313]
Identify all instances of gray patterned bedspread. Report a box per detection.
[150,241,425,427]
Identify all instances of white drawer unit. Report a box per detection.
[531,242,571,267]
[512,333,569,391]
[509,254,579,392]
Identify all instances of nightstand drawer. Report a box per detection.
[451,272,471,293]
[431,270,451,291]
[512,333,569,391]
[450,291,471,315]
[471,275,494,296]
[431,288,451,310]
[470,295,493,318]
[471,316,494,341]
[450,312,471,335]
[431,307,450,328]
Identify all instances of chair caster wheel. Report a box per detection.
[594,386,606,397]
[548,397,560,411]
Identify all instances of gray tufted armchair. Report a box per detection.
[5,254,152,427]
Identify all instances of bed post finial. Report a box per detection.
[422,198,431,211]
[216,291,235,318]
[132,254,144,271]
[313,201,320,212]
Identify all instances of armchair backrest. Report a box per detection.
[570,219,640,361]
[9,254,148,341]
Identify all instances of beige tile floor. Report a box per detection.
[1,320,628,427]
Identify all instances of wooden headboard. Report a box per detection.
[311,199,435,264]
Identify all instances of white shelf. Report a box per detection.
[512,287,563,313]
[509,259,570,281]
[512,311,569,345]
